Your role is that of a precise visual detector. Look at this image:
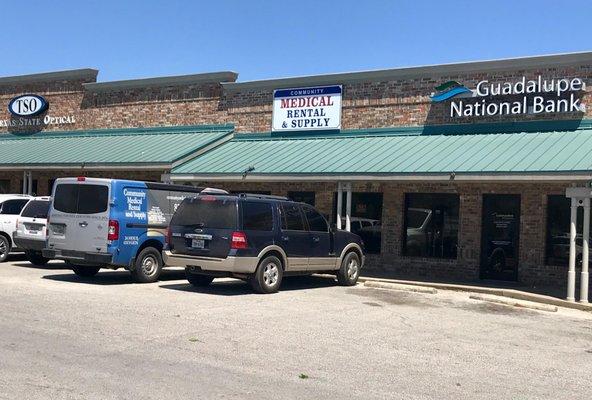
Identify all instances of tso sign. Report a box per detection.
[8,94,49,117]
[272,85,342,132]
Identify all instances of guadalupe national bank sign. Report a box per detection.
[431,76,587,118]
[272,85,342,132]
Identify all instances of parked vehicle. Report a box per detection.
[13,196,51,265]
[0,194,33,262]
[43,177,225,282]
[164,193,365,293]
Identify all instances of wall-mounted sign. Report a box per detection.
[272,85,342,132]
[8,94,48,117]
[1,94,76,129]
[430,76,586,118]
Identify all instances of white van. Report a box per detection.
[13,196,51,265]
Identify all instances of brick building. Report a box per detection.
[1,52,591,297]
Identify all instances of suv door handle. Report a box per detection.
[312,236,320,243]
[79,221,88,227]
[281,236,289,242]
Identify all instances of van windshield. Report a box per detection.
[172,197,237,229]
[21,200,50,218]
[54,184,109,214]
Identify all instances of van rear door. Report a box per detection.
[169,196,237,259]
[49,180,111,253]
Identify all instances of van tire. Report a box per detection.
[132,247,163,283]
[25,251,49,266]
[186,270,215,287]
[0,234,10,263]
[250,255,283,294]
[337,251,361,286]
[71,265,100,277]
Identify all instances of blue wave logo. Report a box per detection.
[430,81,471,102]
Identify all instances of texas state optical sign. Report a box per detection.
[272,85,342,132]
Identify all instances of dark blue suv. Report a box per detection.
[164,193,365,293]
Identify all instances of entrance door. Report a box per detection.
[480,194,521,281]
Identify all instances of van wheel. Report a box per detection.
[250,255,283,294]
[26,251,49,266]
[337,251,361,286]
[185,269,215,287]
[0,235,10,262]
[71,265,100,277]
[132,247,163,283]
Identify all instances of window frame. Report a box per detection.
[279,202,307,232]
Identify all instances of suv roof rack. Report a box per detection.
[238,193,289,201]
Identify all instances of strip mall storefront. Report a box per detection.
[1,52,591,300]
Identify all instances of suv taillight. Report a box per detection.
[165,227,172,245]
[231,231,248,249]
[108,220,119,241]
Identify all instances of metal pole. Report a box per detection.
[22,171,27,195]
[336,182,342,230]
[28,171,32,195]
[345,183,352,232]
[567,197,578,302]
[581,198,590,304]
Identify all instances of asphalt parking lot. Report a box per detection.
[1,255,591,400]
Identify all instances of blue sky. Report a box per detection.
[0,0,590,82]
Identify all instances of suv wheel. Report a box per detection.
[71,265,101,277]
[26,251,49,266]
[185,269,215,287]
[250,255,283,294]
[0,235,10,263]
[132,247,163,283]
[337,251,361,286]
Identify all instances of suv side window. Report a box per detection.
[280,203,306,231]
[0,199,29,215]
[242,201,273,231]
[303,205,328,232]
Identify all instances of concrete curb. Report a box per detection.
[469,294,558,313]
[358,276,592,313]
[363,281,437,294]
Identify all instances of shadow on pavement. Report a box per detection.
[159,275,338,296]
[5,253,27,262]
[42,269,187,285]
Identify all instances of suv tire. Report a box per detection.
[132,247,163,283]
[337,251,361,286]
[186,270,215,287]
[71,265,101,277]
[250,255,283,294]
[0,235,10,263]
[26,250,49,266]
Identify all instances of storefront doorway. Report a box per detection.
[480,194,521,281]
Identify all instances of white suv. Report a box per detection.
[14,196,51,265]
[0,194,33,262]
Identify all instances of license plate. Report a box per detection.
[191,239,205,249]
[26,224,41,232]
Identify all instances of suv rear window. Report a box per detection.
[172,197,237,229]
[242,201,273,231]
[54,184,109,214]
[21,200,50,218]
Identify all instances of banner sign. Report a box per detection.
[272,85,342,132]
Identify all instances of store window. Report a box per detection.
[333,192,383,254]
[403,193,459,259]
[288,191,315,206]
[545,195,591,266]
[0,180,10,194]
[18,179,38,195]
[48,179,56,195]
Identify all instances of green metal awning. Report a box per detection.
[0,124,234,170]
[170,120,592,181]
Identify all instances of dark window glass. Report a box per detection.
[333,192,383,254]
[53,184,108,214]
[21,200,50,218]
[281,203,305,231]
[0,180,10,194]
[171,197,237,229]
[303,205,328,232]
[545,195,591,266]
[1,199,29,215]
[242,201,273,231]
[403,193,459,259]
[288,191,316,206]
